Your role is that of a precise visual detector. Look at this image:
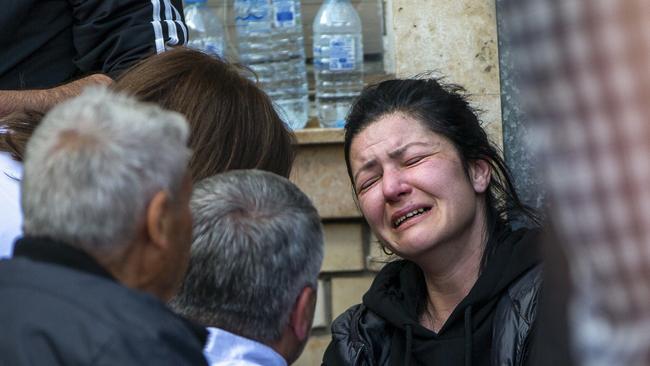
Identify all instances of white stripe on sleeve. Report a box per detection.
[171,5,188,45]
[162,0,179,46]
[165,20,179,45]
[150,0,166,53]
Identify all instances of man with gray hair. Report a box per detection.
[171,169,324,366]
[0,88,208,365]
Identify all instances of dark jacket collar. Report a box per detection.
[13,236,116,281]
[12,236,209,346]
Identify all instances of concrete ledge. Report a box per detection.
[294,127,345,145]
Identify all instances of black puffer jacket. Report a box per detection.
[323,228,542,366]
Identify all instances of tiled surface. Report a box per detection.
[366,231,397,272]
[322,223,365,272]
[290,144,361,219]
[312,280,328,329]
[385,0,503,147]
[330,276,375,319]
[390,0,500,94]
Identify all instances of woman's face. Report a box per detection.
[349,113,490,259]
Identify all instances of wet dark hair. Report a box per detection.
[344,77,539,259]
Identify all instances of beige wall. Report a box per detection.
[384,0,502,147]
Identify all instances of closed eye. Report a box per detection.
[405,155,426,166]
[357,175,380,193]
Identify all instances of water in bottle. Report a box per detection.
[313,0,364,128]
[184,0,226,58]
[235,0,309,130]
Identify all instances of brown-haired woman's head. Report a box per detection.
[113,47,296,180]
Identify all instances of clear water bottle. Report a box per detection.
[235,0,309,130]
[184,0,226,58]
[313,0,364,128]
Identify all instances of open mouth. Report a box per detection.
[393,207,431,228]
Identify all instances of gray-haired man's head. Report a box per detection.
[21,87,193,301]
[171,169,323,363]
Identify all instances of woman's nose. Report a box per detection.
[382,169,411,202]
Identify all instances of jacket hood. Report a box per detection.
[362,227,541,366]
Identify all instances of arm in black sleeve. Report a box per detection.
[69,0,187,79]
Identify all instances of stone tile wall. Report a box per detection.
[384,0,503,147]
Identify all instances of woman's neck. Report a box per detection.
[418,245,483,332]
[415,208,488,332]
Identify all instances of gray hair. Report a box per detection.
[21,87,190,255]
[170,170,323,343]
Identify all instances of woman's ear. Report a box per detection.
[469,159,491,194]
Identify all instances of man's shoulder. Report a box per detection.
[0,258,207,365]
[0,256,149,311]
[0,257,185,328]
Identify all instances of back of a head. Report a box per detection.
[21,87,190,256]
[171,169,323,344]
[113,47,296,180]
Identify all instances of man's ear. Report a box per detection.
[289,286,317,342]
[469,159,491,194]
[146,190,172,250]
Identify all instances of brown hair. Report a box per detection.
[113,47,296,180]
[0,47,296,180]
[0,110,45,161]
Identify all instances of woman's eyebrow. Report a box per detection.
[387,141,432,159]
[353,159,377,183]
[353,141,436,183]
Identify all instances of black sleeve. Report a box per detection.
[69,0,187,79]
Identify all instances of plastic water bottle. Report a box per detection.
[234,0,309,130]
[313,0,364,128]
[184,0,226,58]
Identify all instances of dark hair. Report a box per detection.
[113,47,296,180]
[1,47,296,180]
[344,77,539,258]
